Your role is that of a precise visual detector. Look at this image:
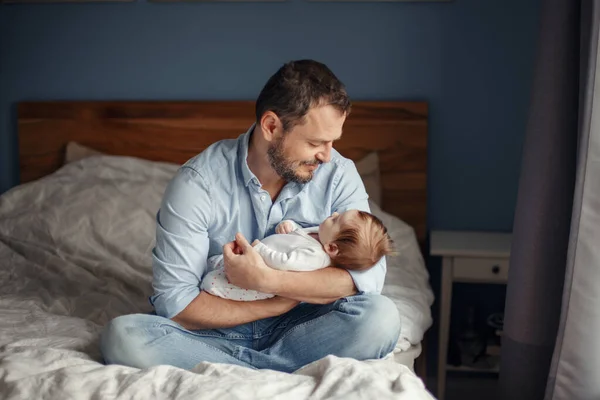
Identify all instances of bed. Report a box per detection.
[0,101,435,399]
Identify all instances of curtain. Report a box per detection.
[499,0,600,399]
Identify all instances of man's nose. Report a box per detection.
[316,143,332,163]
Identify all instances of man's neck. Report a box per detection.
[247,126,286,200]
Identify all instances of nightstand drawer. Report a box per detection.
[453,257,509,283]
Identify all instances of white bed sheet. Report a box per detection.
[0,155,434,400]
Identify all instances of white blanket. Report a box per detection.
[0,155,435,400]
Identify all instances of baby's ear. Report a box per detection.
[325,243,339,257]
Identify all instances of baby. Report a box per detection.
[201,209,395,301]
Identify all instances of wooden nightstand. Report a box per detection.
[430,230,512,400]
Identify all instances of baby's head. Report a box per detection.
[318,209,394,271]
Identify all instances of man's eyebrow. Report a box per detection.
[308,133,343,143]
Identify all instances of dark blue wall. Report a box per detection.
[0,0,540,231]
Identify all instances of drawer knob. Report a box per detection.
[492,265,501,274]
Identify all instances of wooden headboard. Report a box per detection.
[18,101,428,243]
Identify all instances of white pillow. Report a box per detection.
[64,142,104,165]
[369,199,434,350]
[355,152,382,207]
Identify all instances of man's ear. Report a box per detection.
[325,243,339,257]
[260,111,282,143]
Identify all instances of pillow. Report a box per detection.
[64,142,104,165]
[355,152,382,207]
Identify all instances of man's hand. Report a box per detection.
[223,233,275,292]
[276,221,295,234]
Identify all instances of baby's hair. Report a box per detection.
[330,210,395,271]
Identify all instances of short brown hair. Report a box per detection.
[330,211,395,271]
[255,60,352,132]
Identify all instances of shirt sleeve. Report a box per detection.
[331,159,387,294]
[254,242,330,271]
[149,166,212,318]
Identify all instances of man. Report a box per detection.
[100,60,401,373]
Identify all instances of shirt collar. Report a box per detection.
[239,123,260,188]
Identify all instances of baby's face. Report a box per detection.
[318,210,359,245]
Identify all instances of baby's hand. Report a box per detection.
[251,239,261,247]
[276,221,294,234]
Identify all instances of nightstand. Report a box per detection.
[430,230,512,400]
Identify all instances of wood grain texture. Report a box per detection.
[18,100,428,243]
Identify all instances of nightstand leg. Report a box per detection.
[437,257,453,400]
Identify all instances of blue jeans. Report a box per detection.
[100,294,401,373]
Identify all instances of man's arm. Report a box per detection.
[172,291,299,331]
[223,233,356,304]
[151,166,298,329]
[266,267,357,304]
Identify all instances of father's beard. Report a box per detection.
[267,136,321,184]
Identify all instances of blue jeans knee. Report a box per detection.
[100,313,161,368]
[339,294,401,359]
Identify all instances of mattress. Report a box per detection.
[0,155,435,399]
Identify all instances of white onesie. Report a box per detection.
[201,221,331,301]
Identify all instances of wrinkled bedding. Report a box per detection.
[0,155,434,400]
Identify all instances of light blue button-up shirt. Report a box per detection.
[150,126,386,318]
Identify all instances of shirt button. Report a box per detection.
[260,195,266,201]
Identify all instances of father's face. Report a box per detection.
[268,105,346,184]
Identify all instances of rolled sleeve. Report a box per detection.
[150,167,212,318]
[347,258,386,294]
[332,159,386,294]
